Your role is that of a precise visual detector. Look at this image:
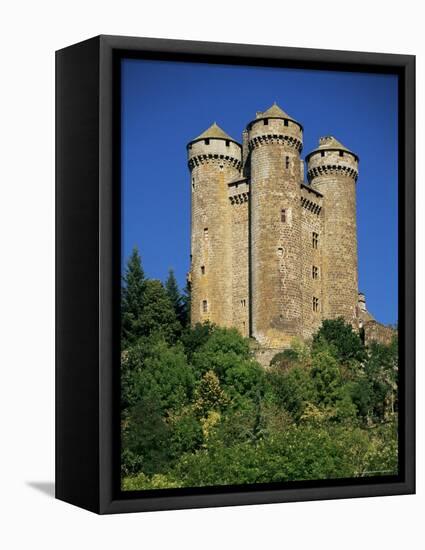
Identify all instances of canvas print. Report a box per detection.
[120,59,398,492]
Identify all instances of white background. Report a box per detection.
[0,1,422,548]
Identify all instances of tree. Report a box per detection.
[121,247,145,346]
[165,269,184,325]
[180,279,191,328]
[140,279,181,342]
[313,318,366,364]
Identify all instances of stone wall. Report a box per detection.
[229,179,250,336]
[300,184,324,339]
[307,149,359,327]
[249,117,304,348]
[188,138,241,327]
[363,320,396,346]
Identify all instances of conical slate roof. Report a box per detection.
[256,102,297,122]
[306,136,358,160]
[190,122,237,143]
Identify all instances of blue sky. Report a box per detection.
[122,58,398,325]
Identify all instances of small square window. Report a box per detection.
[204,139,210,145]
[264,119,268,125]
[225,140,230,147]
[339,151,344,157]
[284,120,288,127]
[321,151,325,157]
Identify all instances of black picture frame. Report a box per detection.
[56,35,415,514]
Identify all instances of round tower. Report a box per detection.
[306,136,359,325]
[187,123,242,327]
[248,103,304,348]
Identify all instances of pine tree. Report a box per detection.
[140,279,181,342]
[181,279,191,328]
[165,269,183,322]
[121,247,145,346]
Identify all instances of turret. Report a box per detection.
[248,103,304,347]
[306,136,359,325]
[187,123,242,327]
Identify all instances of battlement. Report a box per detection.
[306,136,358,183]
[300,183,323,215]
[187,122,242,171]
[228,178,249,204]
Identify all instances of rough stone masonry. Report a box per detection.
[187,103,394,363]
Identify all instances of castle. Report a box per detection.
[187,103,393,361]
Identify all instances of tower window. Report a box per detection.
[321,151,325,157]
[312,232,319,249]
[204,138,210,145]
[285,156,290,169]
[201,265,205,275]
[312,265,319,279]
[264,119,269,125]
[225,140,230,147]
[192,178,195,191]
[241,299,246,308]
[202,300,208,313]
[284,120,288,127]
[204,227,208,240]
[281,209,286,223]
[339,151,344,157]
[313,297,319,312]
[277,247,283,256]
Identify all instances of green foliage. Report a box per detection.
[270,348,299,369]
[121,247,146,346]
[165,268,185,327]
[121,266,399,490]
[313,317,366,364]
[180,280,191,328]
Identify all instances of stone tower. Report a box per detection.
[248,104,304,348]
[187,123,242,326]
[306,137,359,325]
[185,104,390,361]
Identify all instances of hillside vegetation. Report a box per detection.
[121,248,398,490]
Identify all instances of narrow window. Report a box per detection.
[339,151,344,157]
[204,138,210,145]
[285,156,290,169]
[201,265,205,275]
[281,209,286,223]
[202,300,208,313]
[264,119,268,125]
[312,265,318,279]
[204,227,208,240]
[241,299,246,308]
[313,297,319,312]
[277,247,283,256]
[284,119,288,127]
[321,151,325,157]
[225,140,230,147]
[192,178,195,191]
[312,232,319,249]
